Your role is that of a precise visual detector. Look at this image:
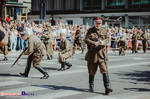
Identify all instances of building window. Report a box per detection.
[106,0,125,6]
[141,0,150,4]
[67,20,73,25]
[83,0,101,10]
[129,0,150,5]
[129,0,150,8]
[129,16,139,28]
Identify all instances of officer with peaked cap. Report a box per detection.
[84,17,113,95]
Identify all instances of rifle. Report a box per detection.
[11,47,28,68]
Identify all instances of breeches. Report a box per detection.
[28,53,42,69]
[87,61,107,75]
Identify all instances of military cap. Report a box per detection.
[60,33,66,37]
[20,32,29,36]
[94,17,103,23]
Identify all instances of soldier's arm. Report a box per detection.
[140,34,144,39]
[24,40,34,55]
[100,29,109,46]
[84,30,96,47]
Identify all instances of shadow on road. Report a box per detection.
[113,65,150,85]
[0,73,21,77]
[42,67,58,71]
[124,88,150,92]
[31,85,105,95]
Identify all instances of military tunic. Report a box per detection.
[84,26,109,75]
[42,30,54,55]
[59,38,73,63]
[131,34,138,52]
[140,33,149,52]
[24,35,47,69]
[118,40,126,55]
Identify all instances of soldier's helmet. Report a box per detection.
[94,17,103,23]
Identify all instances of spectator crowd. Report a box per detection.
[1,18,150,52]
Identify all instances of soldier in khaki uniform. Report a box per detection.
[84,17,113,95]
[0,46,8,61]
[58,33,73,71]
[41,25,54,60]
[118,36,126,56]
[20,32,49,79]
[131,31,138,53]
[73,26,84,54]
[140,30,149,53]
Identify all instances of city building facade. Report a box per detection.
[29,0,150,28]
[5,0,31,21]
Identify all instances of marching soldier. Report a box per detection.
[0,46,8,61]
[41,24,54,60]
[131,31,138,53]
[118,36,126,56]
[84,17,113,95]
[19,32,49,79]
[73,26,84,54]
[140,30,149,53]
[58,33,73,71]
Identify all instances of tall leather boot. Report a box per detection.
[58,62,65,71]
[89,75,94,92]
[47,55,50,60]
[19,62,31,77]
[37,67,49,79]
[65,61,72,69]
[103,73,113,95]
[50,55,53,60]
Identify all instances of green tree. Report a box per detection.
[0,0,6,21]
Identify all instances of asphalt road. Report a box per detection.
[0,50,150,99]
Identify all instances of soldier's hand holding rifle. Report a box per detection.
[95,40,104,47]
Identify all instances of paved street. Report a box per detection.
[0,50,150,99]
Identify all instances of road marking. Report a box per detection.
[109,61,150,69]
[86,95,116,99]
[29,69,87,78]
[25,90,82,99]
[0,85,52,94]
[0,81,25,87]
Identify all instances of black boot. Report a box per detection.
[20,64,31,77]
[58,62,65,71]
[103,73,113,95]
[20,60,31,77]
[47,55,50,60]
[50,55,53,60]
[2,57,8,61]
[37,67,49,79]
[89,75,94,92]
[65,61,72,69]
